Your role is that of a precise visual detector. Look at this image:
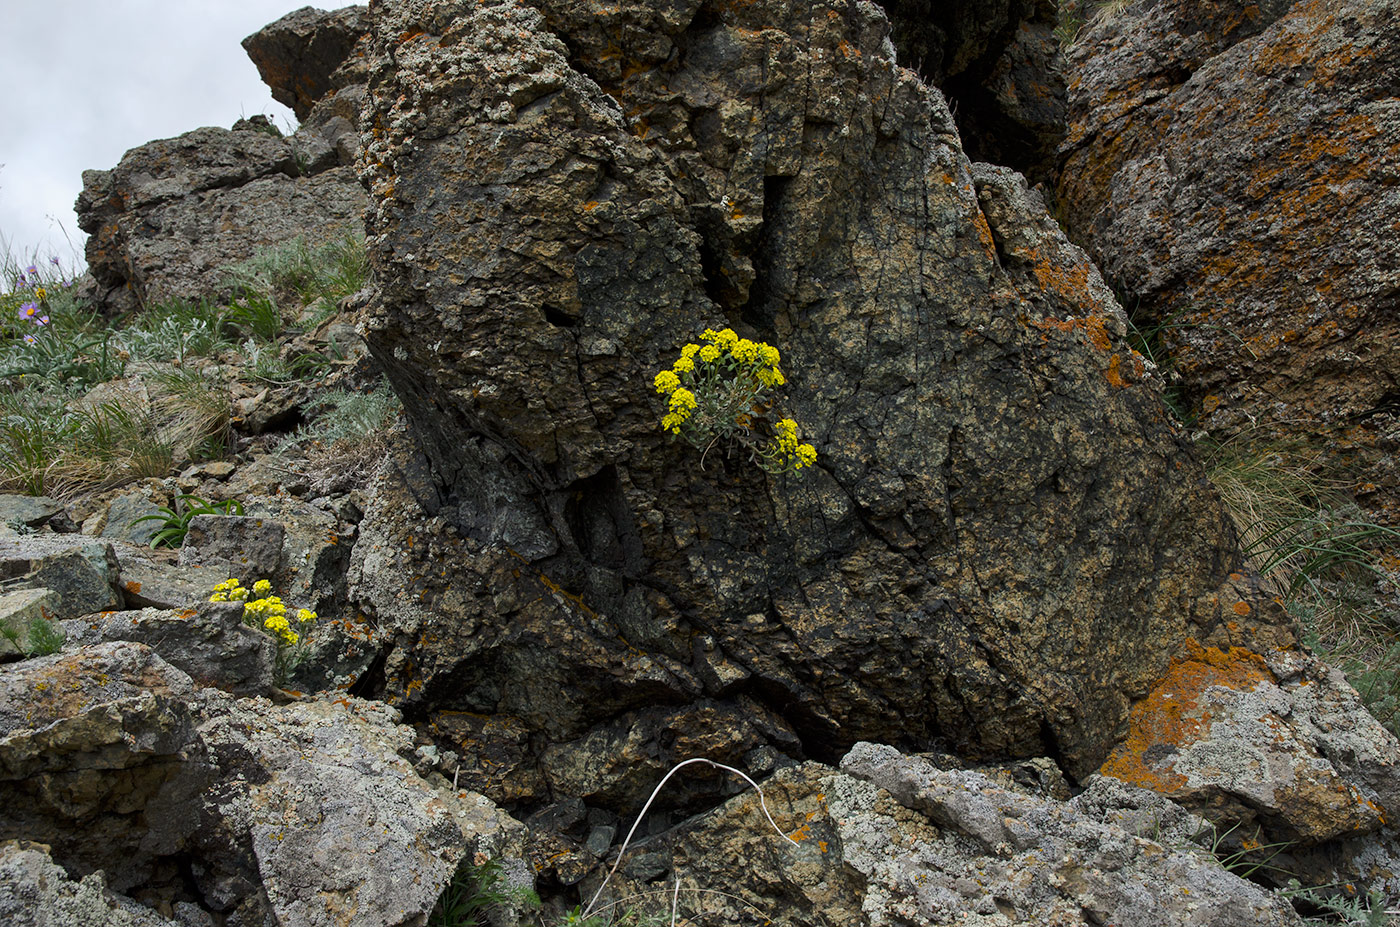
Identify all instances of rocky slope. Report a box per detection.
[3,2,1400,925]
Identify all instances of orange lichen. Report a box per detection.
[1233,601,1252,616]
[124,581,142,594]
[1029,315,1112,352]
[1104,352,1144,389]
[1099,641,1275,793]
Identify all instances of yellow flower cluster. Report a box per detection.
[209,577,317,648]
[652,328,815,475]
[765,418,818,471]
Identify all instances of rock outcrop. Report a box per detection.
[1056,0,1400,522]
[76,5,373,314]
[356,0,1291,815]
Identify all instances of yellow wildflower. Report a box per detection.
[654,370,681,394]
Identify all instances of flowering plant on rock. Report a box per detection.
[210,577,318,682]
[653,328,816,475]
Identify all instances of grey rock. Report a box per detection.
[574,747,1301,925]
[0,588,61,656]
[60,602,274,696]
[0,643,211,895]
[112,546,227,610]
[0,841,181,927]
[101,491,166,546]
[0,535,122,618]
[1098,645,1400,846]
[0,494,63,529]
[192,693,526,927]
[178,514,285,578]
[76,119,367,313]
[831,742,1304,926]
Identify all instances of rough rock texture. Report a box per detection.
[356,0,1292,808]
[241,5,370,121]
[0,643,212,895]
[60,603,275,696]
[76,117,367,313]
[1056,0,1400,520]
[881,0,1067,177]
[578,743,1303,926]
[1100,642,1400,844]
[191,693,519,927]
[0,534,123,618]
[0,841,182,927]
[178,514,285,578]
[243,5,374,171]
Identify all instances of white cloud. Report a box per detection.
[0,1,362,265]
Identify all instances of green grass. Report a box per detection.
[0,231,372,497]
[1208,441,1400,736]
[221,231,370,330]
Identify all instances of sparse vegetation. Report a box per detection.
[0,233,373,497]
[1208,439,1400,736]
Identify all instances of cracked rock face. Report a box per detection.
[1056,0,1400,522]
[356,0,1289,807]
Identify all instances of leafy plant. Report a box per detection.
[430,858,539,927]
[221,231,369,327]
[653,328,816,475]
[1284,879,1397,926]
[130,494,244,549]
[0,614,66,658]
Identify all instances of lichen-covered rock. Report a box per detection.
[1056,0,1400,520]
[60,602,274,696]
[1100,642,1400,846]
[0,841,183,927]
[178,514,285,578]
[0,643,212,895]
[577,744,1303,926]
[76,118,367,313]
[191,693,522,927]
[0,534,123,618]
[356,0,1287,805]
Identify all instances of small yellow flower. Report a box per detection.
[669,388,697,414]
[698,344,720,363]
[680,343,701,359]
[654,370,680,394]
[672,356,695,374]
[796,444,817,468]
[34,287,46,300]
[253,579,272,597]
[297,608,318,624]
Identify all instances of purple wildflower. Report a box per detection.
[35,313,50,326]
[17,302,36,321]
[25,265,37,276]
[22,333,36,345]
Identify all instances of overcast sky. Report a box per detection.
[0,1,361,269]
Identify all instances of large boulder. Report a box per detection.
[354,0,1291,813]
[76,118,366,313]
[1055,0,1400,521]
[0,643,212,896]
